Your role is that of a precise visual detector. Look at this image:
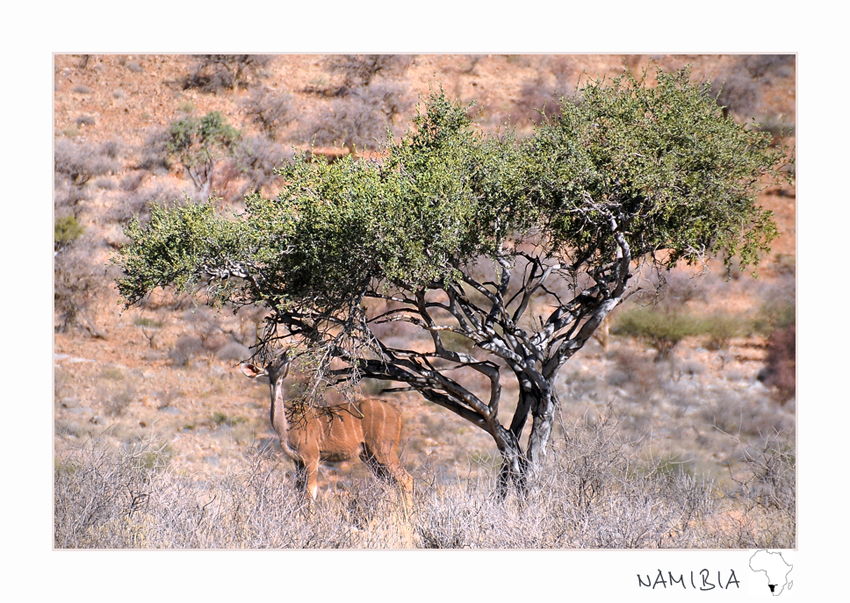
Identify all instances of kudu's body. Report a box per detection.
[241,355,413,500]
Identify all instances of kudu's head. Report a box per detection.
[240,351,292,401]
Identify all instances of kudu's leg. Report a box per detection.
[292,458,319,514]
[293,460,308,493]
[362,449,414,511]
[304,457,320,501]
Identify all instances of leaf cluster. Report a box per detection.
[525,68,786,271]
[117,201,249,307]
[166,111,241,171]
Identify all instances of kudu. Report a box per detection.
[241,353,413,501]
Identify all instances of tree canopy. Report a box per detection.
[117,69,789,491]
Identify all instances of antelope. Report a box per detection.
[241,352,413,502]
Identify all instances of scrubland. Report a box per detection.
[54,54,795,548]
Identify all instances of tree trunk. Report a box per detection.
[496,429,527,497]
[526,389,556,473]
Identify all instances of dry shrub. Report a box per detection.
[607,347,662,395]
[324,54,415,92]
[512,59,576,125]
[169,335,204,366]
[216,342,251,363]
[54,235,108,337]
[234,135,293,194]
[55,138,121,186]
[302,83,413,152]
[184,55,273,93]
[54,440,404,549]
[137,127,172,174]
[706,430,796,548]
[710,55,795,122]
[239,87,295,140]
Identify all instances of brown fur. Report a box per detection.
[242,356,413,500]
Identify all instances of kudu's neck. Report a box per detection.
[269,375,290,438]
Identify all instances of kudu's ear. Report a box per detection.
[240,363,267,379]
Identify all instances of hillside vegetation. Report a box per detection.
[53,54,796,548]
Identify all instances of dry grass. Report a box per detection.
[54,408,794,549]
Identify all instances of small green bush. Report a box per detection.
[54,216,84,250]
[612,306,703,359]
[133,317,161,328]
[698,312,750,350]
[166,111,241,193]
[754,298,795,335]
[212,412,246,427]
[614,306,752,356]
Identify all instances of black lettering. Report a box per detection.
[700,569,715,591]
[653,569,668,589]
[726,570,741,589]
[637,574,652,588]
[668,573,686,589]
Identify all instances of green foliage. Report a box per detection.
[116,72,787,376]
[212,412,246,427]
[613,305,704,359]
[166,111,241,191]
[167,110,240,164]
[133,316,161,328]
[55,216,84,249]
[613,305,751,356]
[117,201,251,306]
[754,297,796,335]
[119,89,529,310]
[524,68,788,272]
[699,312,750,350]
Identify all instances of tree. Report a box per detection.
[165,111,241,198]
[116,70,789,494]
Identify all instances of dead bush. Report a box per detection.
[302,82,412,152]
[109,182,189,225]
[54,411,795,549]
[55,138,121,187]
[184,55,272,93]
[239,87,295,140]
[607,348,662,395]
[216,342,251,363]
[324,54,415,93]
[169,335,204,366]
[234,135,293,192]
[710,55,795,122]
[54,234,108,337]
[137,127,173,174]
[718,430,796,548]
